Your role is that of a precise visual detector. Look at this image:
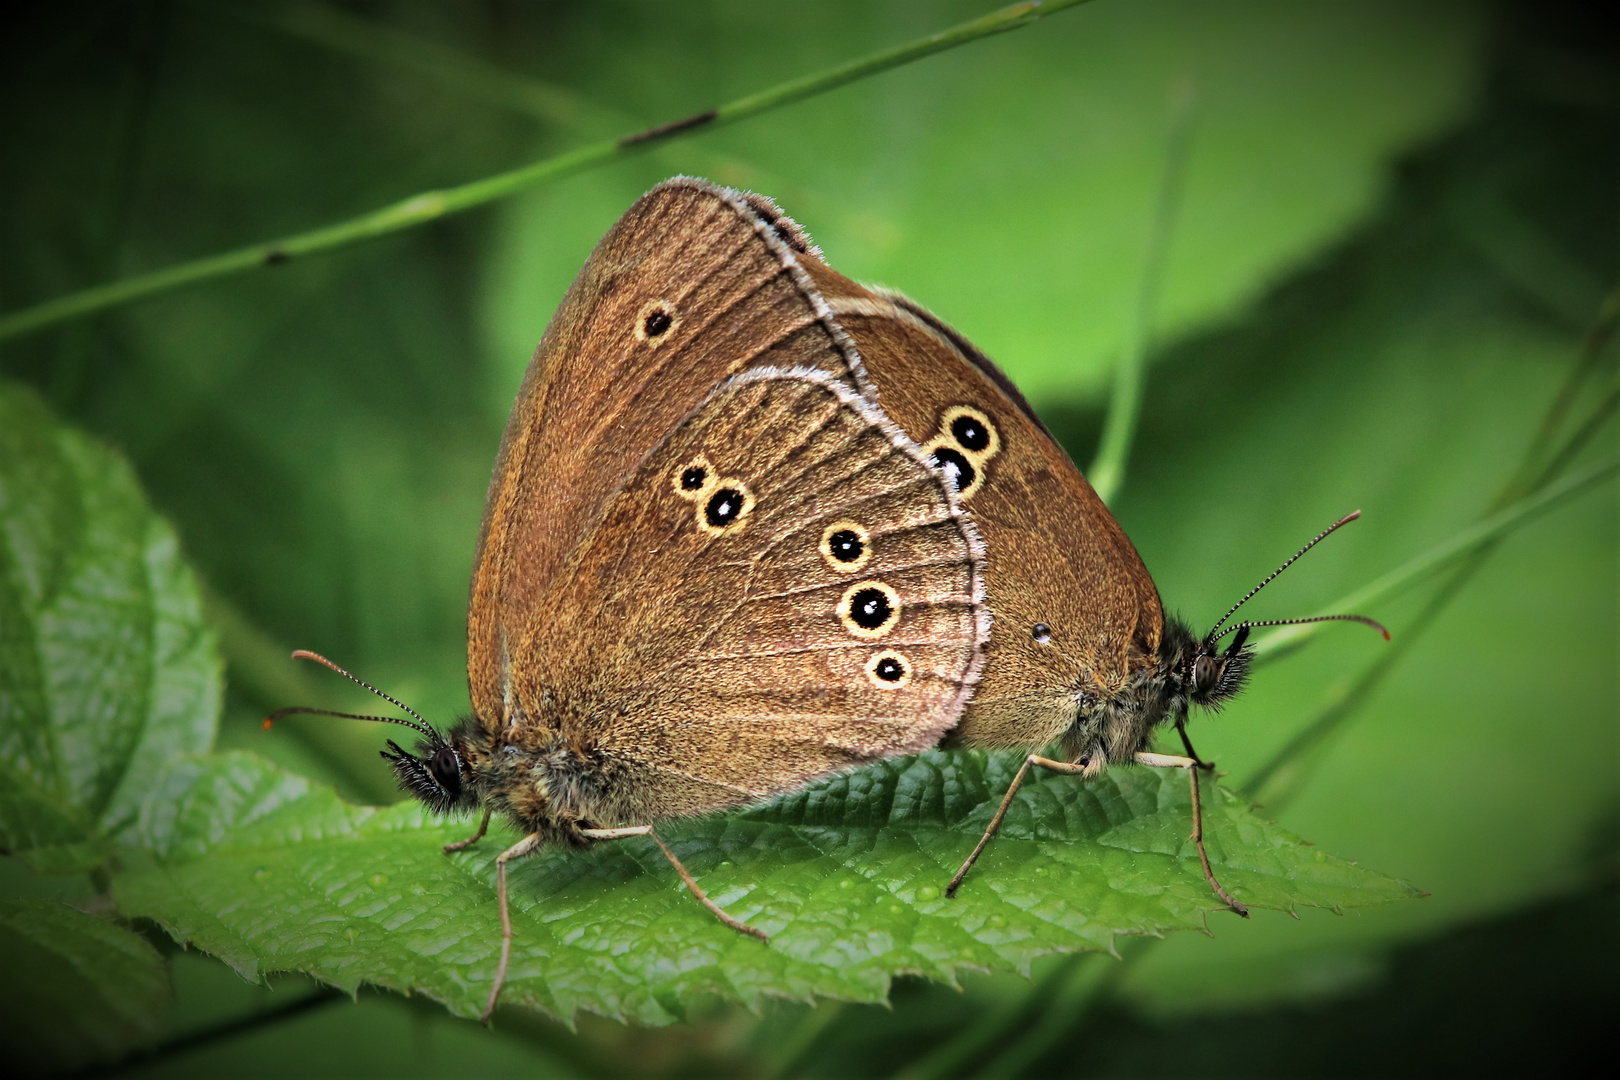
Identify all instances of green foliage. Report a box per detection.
[486,0,1487,406]
[0,374,1409,1031]
[0,0,1612,1073]
[114,751,1411,1025]
[1107,170,1615,1015]
[0,898,171,1073]
[0,382,220,873]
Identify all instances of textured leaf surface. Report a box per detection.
[0,898,171,1073]
[115,751,1414,1025]
[0,382,221,872]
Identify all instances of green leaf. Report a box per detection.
[0,380,222,872]
[0,898,172,1074]
[115,750,1413,1025]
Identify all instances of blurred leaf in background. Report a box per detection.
[0,898,173,1074]
[0,381,220,874]
[0,0,1613,1076]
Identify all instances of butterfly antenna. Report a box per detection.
[262,706,440,739]
[262,650,441,743]
[1215,612,1390,643]
[1204,511,1363,645]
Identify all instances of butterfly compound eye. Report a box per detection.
[429,745,462,797]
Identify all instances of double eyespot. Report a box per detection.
[922,405,1000,501]
[819,519,872,573]
[635,299,679,346]
[672,455,754,537]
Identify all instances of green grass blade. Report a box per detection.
[0,0,1093,344]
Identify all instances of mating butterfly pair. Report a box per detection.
[276,178,1381,1022]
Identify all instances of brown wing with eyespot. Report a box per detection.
[469,179,870,730]
[796,258,1165,751]
[509,367,988,824]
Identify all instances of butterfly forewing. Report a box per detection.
[510,367,987,824]
[470,179,868,727]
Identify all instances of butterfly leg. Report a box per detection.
[579,826,769,944]
[1134,752,1249,917]
[1175,720,1213,771]
[444,807,492,853]
[947,754,1088,898]
[481,830,543,1025]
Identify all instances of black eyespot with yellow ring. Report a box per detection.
[838,580,901,639]
[635,299,680,345]
[696,477,754,536]
[941,405,1000,461]
[865,649,912,689]
[819,519,872,573]
[672,454,716,500]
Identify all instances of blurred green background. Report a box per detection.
[2,0,1614,1076]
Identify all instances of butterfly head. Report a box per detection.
[1161,511,1387,721]
[264,651,487,817]
[380,724,480,816]
[1162,618,1253,716]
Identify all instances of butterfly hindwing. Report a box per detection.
[796,257,1166,751]
[511,366,988,822]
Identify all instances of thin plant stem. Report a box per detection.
[892,959,1078,1080]
[1510,280,1620,494]
[971,953,1123,1080]
[1088,77,1198,504]
[0,0,1094,344]
[81,987,345,1077]
[1530,284,1620,447]
[1532,377,1620,490]
[1250,451,1620,663]
[246,2,598,130]
[1244,283,1620,799]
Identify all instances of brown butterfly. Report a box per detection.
[731,187,1385,915]
[272,180,988,1022]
